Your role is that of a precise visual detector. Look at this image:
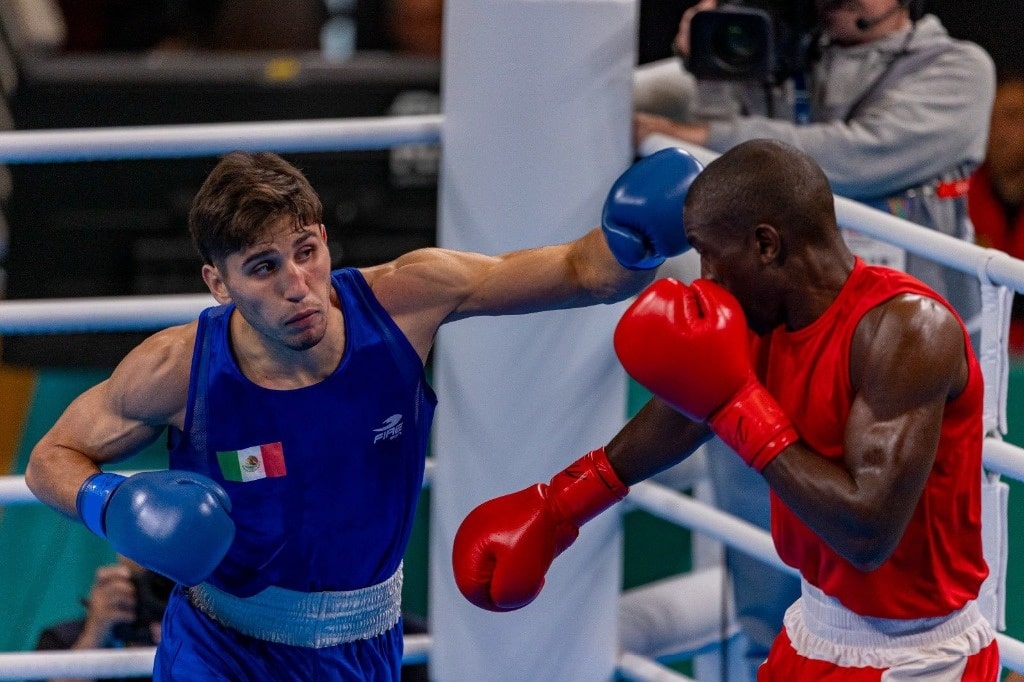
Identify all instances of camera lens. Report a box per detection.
[688,6,779,81]
[712,21,766,73]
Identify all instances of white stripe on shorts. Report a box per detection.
[783,579,995,677]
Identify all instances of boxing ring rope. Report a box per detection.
[0,635,433,680]
[0,115,442,163]
[0,121,1023,679]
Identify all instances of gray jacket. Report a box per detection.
[700,15,994,201]
[643,14,996,327]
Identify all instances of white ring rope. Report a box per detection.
[0,635,433,680]
[0,636,694,681]
[627,481,796,576]
[980,438,1024,479]
[617,652,696,682]
[0,115,442,164]
[0,648,158,681]
[1,121,1023,678]
[0,294,216,334]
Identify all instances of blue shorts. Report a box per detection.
[154,586,403,681]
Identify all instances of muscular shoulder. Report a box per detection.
[359,249,491,360]
[851,293,967,406]
[108,322,197,427]
[362,248,488,314]
[361,248,507,331]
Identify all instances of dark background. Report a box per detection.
[1,52,442,365]
[1,0,1021,366]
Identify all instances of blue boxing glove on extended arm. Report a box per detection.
[602,147,703,270]
[77,470,235,586]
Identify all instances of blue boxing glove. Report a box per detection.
[77,470,235,586]
[602,147,703,270]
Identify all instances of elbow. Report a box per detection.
[844,547,889,573]
[597,269,657,304]
[837,529,899,573]
[24,453,43,499]
[24,441,61,506]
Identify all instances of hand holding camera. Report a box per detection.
[78,563,138,648]
[79,561,174,648]
[673,0,718,60]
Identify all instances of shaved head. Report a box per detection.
[685,139,839,248]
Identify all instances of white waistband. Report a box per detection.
[798,578,991,649]
[188,563,403,648]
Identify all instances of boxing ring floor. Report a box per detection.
[1,118,1024,680]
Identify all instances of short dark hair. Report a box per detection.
[686,138,837,247]
[188,151,324,265]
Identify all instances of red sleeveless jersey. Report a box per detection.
[757,258,988,618]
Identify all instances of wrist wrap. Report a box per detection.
[76,472,127,538]
[547,447,629,526]
[710,382,798,471]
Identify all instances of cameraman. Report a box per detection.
[625,2,995,679]
[635,0,993,327]
[35,556,171,682]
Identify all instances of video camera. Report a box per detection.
[687,1,818,83]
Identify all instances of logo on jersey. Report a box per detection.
[373,414,404,443]
[217,442,287,482]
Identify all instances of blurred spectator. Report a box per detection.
[208,0,325,51]
[389,0,443,57]
[52,0,327,53]
[49,0,444,56]
[969,71,1024,352]
[53,0,215,52]
[35,556,172,682]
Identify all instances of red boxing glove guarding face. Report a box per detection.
[614,279,797,470]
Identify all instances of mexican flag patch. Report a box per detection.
[217,442,287,482]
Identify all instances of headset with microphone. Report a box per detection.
[855,0,914,31]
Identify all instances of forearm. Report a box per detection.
[633,58,697,121]
[761,446,901,570]
[569,228,657,303]
[606,397,712,486]
[26,440,102,518]
[705,116,978,198]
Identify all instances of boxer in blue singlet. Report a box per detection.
[25,148,702,679]
[159,267,434,679]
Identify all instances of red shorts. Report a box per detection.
[759,627,1000,681]
[758,582,999,681]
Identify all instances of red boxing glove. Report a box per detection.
[614,278,798,471]
[452,447,628,612]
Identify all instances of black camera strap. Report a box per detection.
[841,28,953,124]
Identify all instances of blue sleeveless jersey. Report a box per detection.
[168,268,437,597]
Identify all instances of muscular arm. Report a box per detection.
[25,324,195,518]
[760,295,968,570]
[605,397,714,485]
[364,227,654,361]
